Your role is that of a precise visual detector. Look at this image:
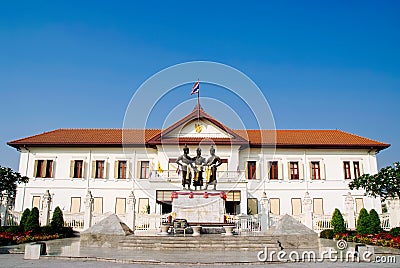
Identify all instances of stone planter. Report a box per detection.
[192,226,202,236]
[160,224,170,235]
[223,226,234,236]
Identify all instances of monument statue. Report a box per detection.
[193,147,206,191]
[205,146,222,190]
[176,144,194,190]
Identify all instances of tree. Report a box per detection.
[0,165,29,198]
[331,208,346,234]
[50,206,64,233]
[25,207,40,233]
[356,208,369,235]
[368,209,382,234]
[349,162,400,201]
[19,208,31,231]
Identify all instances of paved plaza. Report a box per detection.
[0,237,399,267]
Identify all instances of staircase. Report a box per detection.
[119,235,282,251]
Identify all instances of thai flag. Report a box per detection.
[191,81,200,95]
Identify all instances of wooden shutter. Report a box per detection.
[313,198,324,215]
[256,161,260,180]
[320,162,326,180]
[33,160,38,177]
[266,161,270,179]
[359,161,364,176]
[299,163,304,180]
[82,161,87,178]
[136,161,141,178]
[93,197,103,214]
[355,198,364,214]
[245,162,248,179]
[114,161,119,179]
[270,198,280,215]
[70,197,81,213]
[309,162,313,179]
[91,161,96,178]
[32,196,41,209]
[126,161,130,179]
[287,162,291,180]
[104,161,108,179]
[41,160,47,178]
[70,160,75,178]
[291,198,302,215]
[50,160,55,178]
[278,162,283,180]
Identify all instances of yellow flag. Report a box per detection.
[157,162,163,173]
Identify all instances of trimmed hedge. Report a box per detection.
[356,208,369,235]
[25,207,40,233]
[331,208,346,234]
[50,206,64,233]
[389,227,400,237]
[368,209,382,234]
[320,229,334,239]
[19,208,30,232]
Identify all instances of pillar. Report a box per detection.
[126,191,136,233]
[84,190,93,230]
[344,192,356,230]
[0,193,9,226]
[40,190,52,226]
[259,192,270,232]
[302,192,313,229]
[387,197,400,228]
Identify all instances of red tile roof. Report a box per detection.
[7,128,389,150]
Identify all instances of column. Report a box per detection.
[40,190,52,226]
[302,192,313,229]
[344,192,356,230]
[126,191,136,233]
[0,194,9,226]
[259,192,270,232]
[83,190,94,230]
[387,197,400,228]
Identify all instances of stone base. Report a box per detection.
[172,191,225,223]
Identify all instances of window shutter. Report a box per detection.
[359,162,364,175]
[91,161,96,178]
[126,161,130,179]
[41,160,47,178]
[70,160,75,178]
[50,161,55,178]
[114,161,119,179]
[266,161,270,180]
[245,162,248,179]
[309,162,313,179]
[278,162,283,180]
[287,162,291,180]
[34,160,38,177]
[350,162,355,180]
[104,161,108,179]
[256,161,260,180]
[82,161,87,178]
[137,161,141,178]
[299,163,304,180]
[320,162,326,180]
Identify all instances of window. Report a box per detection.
[32,196,41,209]
[138,198,150,214]
[156,190,174,214]
[270,198,280,215]
[355,198,364,214]
[311,162,321,180]
[95,160,105,178]
[247,198,258,215]
[168,159,178,178]
[247,161,257,180]
[73,160,83,178]
[93,197,103,214]
[115,198,126,214]
[291,198,302,215]
[35,160,53,178]
[269,161,278,180]
[70,197,81,213]
[140,161,150,179]
[118,161,127,179]
[313,198,324,215]
[343,161,351,180]
[225,191,241,215]
[290,162,299,180]
[353,161,360,179]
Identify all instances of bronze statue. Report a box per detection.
[193,148,206,190]
[176,144,194,190]
[205,146,222,190]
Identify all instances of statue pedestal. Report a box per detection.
[172,191,226,223]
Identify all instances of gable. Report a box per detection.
[166,118,233,139]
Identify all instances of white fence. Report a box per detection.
[380,213,391,231]
[63,212,85,230]
[135,213,169,231]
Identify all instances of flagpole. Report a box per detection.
[197,79,200,123]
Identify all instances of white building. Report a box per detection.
[7,106,390,223]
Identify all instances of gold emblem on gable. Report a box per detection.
[195,123,203,133]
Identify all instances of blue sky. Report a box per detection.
[0,1,399,170]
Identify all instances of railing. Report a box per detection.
[5,211,22,226]
[151,170,245,181]
[135,213,169,231]
[380,213,391,231]
[313,214,332,231]
[228,214,260,233]
[63,212,85,230]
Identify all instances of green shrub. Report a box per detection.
[368,209,382,234]
[60,227,74,238]
[356,208,369,235]
[41,225,55,235]
[4,226,21,234]
[25,207,40,233]
[389,227,400,237]
[331,208,346,234]
[320,229,334,239]
[19,208,30,232]
[50,206,64,233]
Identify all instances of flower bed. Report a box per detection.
[334,232,400,249]
[0,230,61,246]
